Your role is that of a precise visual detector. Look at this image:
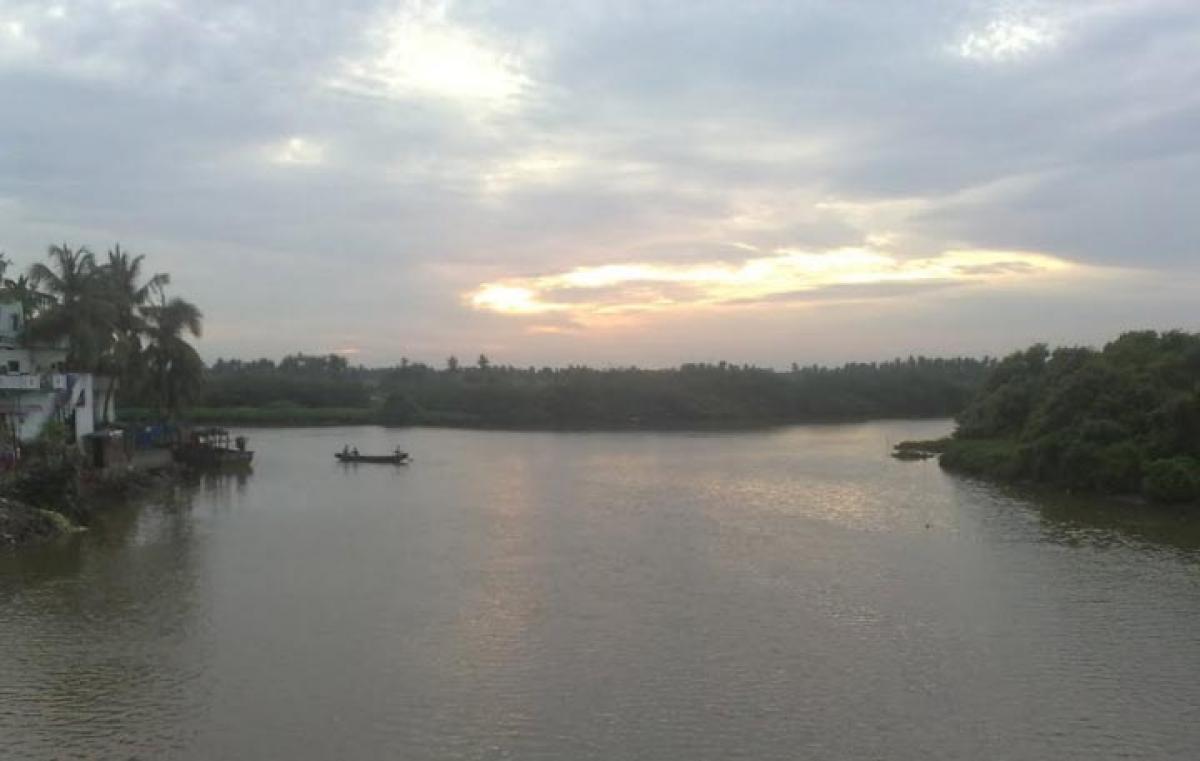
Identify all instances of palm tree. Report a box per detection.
[102,245,170,317]
[98,245,170,417]
[3,275,46,321]
[142,296,204,418]
[26,244,115,370]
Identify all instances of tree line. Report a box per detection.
[198,353,996,428]
[0,244,203,418]
[936,330,1200,504]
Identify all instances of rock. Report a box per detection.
[0,497,69,548]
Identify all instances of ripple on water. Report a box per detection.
[2,422,1200,760]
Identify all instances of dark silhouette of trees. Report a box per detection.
[198,353,995,428]
[6,243,203,420]
[940,330,1200,503]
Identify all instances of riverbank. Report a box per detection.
[0,461,180,550]
[896,436,1200,507]
[120,405,955,431]
[0,498,77,548]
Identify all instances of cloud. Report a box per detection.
[327,1,532,109]
[954,16,1059,62]
[0,0,1196,366]
[468,247,1089,323]
[266,136,326,166]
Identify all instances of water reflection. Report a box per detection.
[3,422,1200,760]
[945,475,1200,558]
[1026,487,1200,557]
[0,483,213,758]
[181,468,252,509]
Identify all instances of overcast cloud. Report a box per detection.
[0,0,1196,366]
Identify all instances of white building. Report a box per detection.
[0,296,115,447]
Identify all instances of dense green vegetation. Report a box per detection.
[193,353,994,429]
[0,244,200,545]
[931,331,1200,504]
[1,244,204,418]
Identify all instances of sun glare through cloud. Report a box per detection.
[267,136,325,166]
[329,2,529,107]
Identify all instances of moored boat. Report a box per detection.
[175,427,254,467]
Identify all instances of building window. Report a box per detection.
[5,360,17,374]
[9,315,18,331]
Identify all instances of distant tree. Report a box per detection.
[446,355,459,372]
[478,354,490,371]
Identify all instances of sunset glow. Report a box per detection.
[0,0,1193,366]
[469,248,1078,322]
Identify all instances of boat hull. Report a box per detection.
[335,453,409,465]
[175,447,254,467]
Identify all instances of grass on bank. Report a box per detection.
[120,406,377,426]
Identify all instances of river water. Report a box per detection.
[2,421,1199,760]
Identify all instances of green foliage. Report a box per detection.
[943,330,1200,502]
[1,460,87,523]
[120,406,375,426]
[10,242,202,421]
[379,392,424,425]
[893,438,953,454]
[939,438,1022,480]
[197,355,371,408]
[37,419,70,450]
[190,354,994,429]
[368,356,994,428]
[1142,458,1200,504]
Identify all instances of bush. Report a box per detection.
[379,392,424,426]
[1142,457,1200,504]
[939,439,1021,480]
[1,460,87,523]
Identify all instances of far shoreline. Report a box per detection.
[122,406,957,433]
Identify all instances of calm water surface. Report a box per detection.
[3,421,1200,760]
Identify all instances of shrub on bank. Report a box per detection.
[1142,457,1200,504]
[2,460,87,524]
[938,438,1021,480]
[379,392,424,426]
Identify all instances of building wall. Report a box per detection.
[0,373,103,445]
[0,298,104,448]
[71,374,95,441]
[0,390,58,441]
[0,300,25,347]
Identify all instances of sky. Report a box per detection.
[0,0,1197,368]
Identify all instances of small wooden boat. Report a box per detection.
[336,451,410,465]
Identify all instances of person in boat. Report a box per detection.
[342,444,350,456]
[351,447,359,457]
